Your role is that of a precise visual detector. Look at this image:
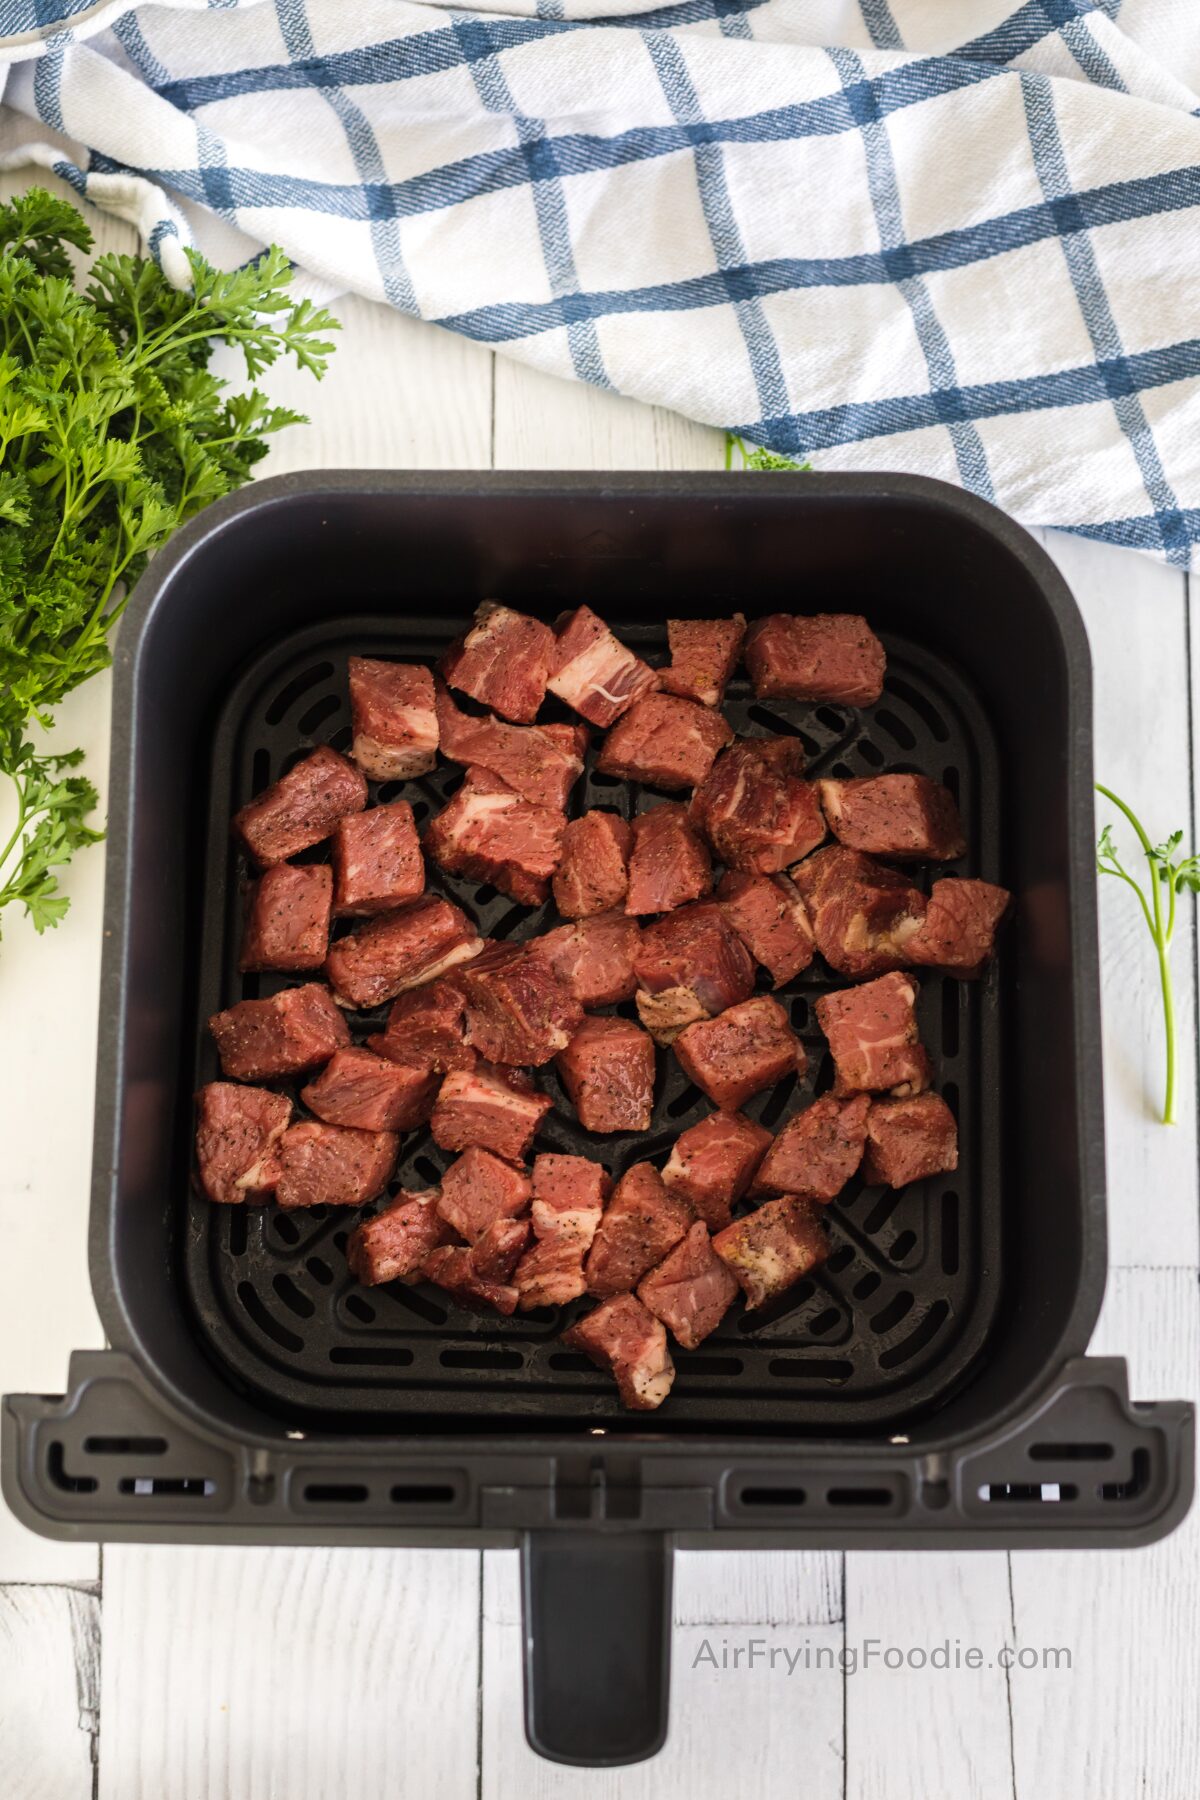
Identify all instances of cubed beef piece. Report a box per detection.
[514,1153,609,1309]
[562,1294,675,1410]
[690,737,825,873]
[195,1083,291,1205]
[440,601,554,723]
[347,1189,451,1285]
[425,765,565,907]
[556,1015,656,1134]
[527,911,640,1008]
[674,996,805,1111]
[633,902,755,1044]
[348,658,438,780]
[713,1195,829,1309]
[209,983,350,1081]
[332,801,424,916]
[422,1232,527,1316]
[514,1237,592,1310]
[546,605,658,727]
[625,804,713,916]
[469,1216,534,1282]
[233,745,367,867]
[239,863,333,973]
[454,943,583,1066]
[815,972,930,1096]
[661,616,746,708]
[553,811,632,918]
[301,1046,438,1132]
[717,871,815,987]
[430,1062,552,1162]
[325,895,483,1010]
[637,1221,740,1348]
[744,614,886,706]
[585,1164,694,1298]
[368,980,475,1074]
[819,775,965,861]
[434,681,587,811]
[751,1093,870,1201]
[660,1109,771,1229]
[595,693,733,792]
[907,878,1011,977]
[863,1092,958,1187]
[791,846,927,978]
[435,1147,531,1242]
[275,1121,399,1209]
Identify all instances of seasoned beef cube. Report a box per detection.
[791,845,926,978]
[625,803,712,916]
[553,811,632,918]
[514,1153,609,1309]
[717,870,815,987]
[751,1093,870,1201]
[674,996,805,1111]
[195,1082,291,1205]
[347,658,437,780]
[815,971,930,1096]
[562,1294,675,1410]
[435,1146,531,1242]
[690,737,824,873]
[546,605,658,727]
[325,895,483,1010]
[585,1164,694,1297]
[595,693,733,792]
[454,943,583,1066]
[209,983,350,1081]
[233,745,367,867]
[301,1046,438,1132]
[863,1092,958,1188]
[469,1216,534,1283]
[744,614,885,706]
[434,681,587,811]
[368,980,474,1074]
[907,878,1011,977]
[527,911,640,1008]
[660,616,746,708]
[422,1240,523,1316]
[660,1109,771,1229]
[239,863,333,973]
[556,1015,656,1134]
[514,1236,593,1311]
[819,775,965,862]
[713,1195,829,1309]
[332,801,424,916]
[440,601,554,724]
[637,1221,740,1349]
[430,1062,552,1162]
[274,1121,398,1210]
[347,1188,451,1285]
[425,765,565,907]
[633,902,755,1044]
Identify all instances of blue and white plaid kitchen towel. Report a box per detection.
[2,0,1199,564]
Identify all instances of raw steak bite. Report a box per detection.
[425,765,565,907]
[585,1164,694,1297]
[514,1153,609,1309]
[633,902,755,1044]
[195,1082,291,1204]
[660,616,746,708]
[553,811,631,918]
[562,1294,676,1410]
[527,911,640,1008]
[819,774,965,862]
[430,1061,552,1162]
[454,943,583,1066]
[791,846,926,978]
[637,1221,740,1349]
[815,972,930,1097]
[347,1189,452,1285]
[423,1222,531,1316]
[434,681,587,811]
[546,605,659,727]
[274,1121,399,1210]
[233,745,367,867]
[907,878,1011,977]
[325,895,483,1010]
[368,980,474,1073]
[674,996,805,1111]
[435,1146,531,1241]
[332,800,424,916]
[556,1015,656,1134]
[744,614,886,706]
[660,1108,772,1229]
[301,1046,438,1132]
[625,803,713,916]
[690,737,824,873]
[751,1093,870,1201]
[713,1195,829,1309]
[862,1092,958,1188]
[239,863,333,973]
[347,658,438,780]
[440,601,554,723]
[595,693,733,792]
[717,871,815,987]
[209,983,350,1081]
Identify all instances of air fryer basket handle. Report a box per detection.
[521,1529,673,1766]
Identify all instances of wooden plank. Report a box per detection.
[493,357,723,470]
[0,1583,100,1800]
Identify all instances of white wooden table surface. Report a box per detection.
[1,173,1198,1800]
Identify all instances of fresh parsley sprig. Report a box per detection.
[724,431,811,472]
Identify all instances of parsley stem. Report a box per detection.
[1095,783,1177,1126]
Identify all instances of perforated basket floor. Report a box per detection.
[185,615,1004,1431]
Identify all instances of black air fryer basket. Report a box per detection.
[3,472,1192,1767]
